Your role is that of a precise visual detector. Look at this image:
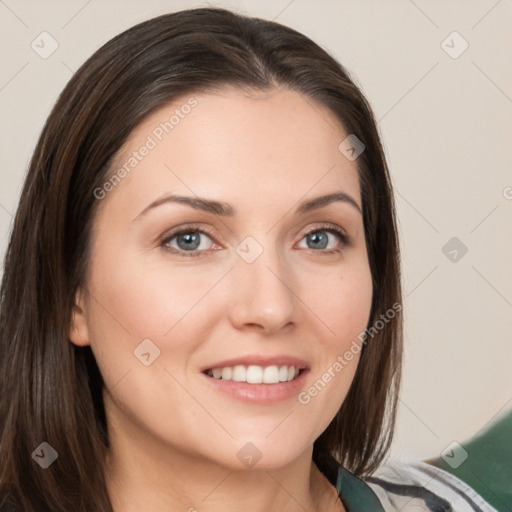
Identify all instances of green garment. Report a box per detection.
[336,465,386,511]
[426,409,512,512]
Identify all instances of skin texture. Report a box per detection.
[69,87,373,512]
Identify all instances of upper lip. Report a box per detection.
[201,355,310,372]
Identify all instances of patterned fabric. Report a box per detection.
[364,458,500,511]
[337,459,498,512]
[315,451,499,511]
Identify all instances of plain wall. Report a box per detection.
[0,0,511,461]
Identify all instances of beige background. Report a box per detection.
[0,0,511,460]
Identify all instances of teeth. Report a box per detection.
[206,365,301,384]
[232,365,246,382]
[246,365,263,384]
[263,365,279,383]
[221,367,232,381]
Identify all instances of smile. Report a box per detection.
[204,364,303,384]
[202,366,310,404]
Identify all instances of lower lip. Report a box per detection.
[202,370,310,404]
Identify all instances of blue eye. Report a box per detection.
[160,223,351,258]
[161,227,217,257]
[298,226,350,254]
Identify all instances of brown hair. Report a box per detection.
[0,7,402,511]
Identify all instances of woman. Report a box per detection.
[0,7,500,511]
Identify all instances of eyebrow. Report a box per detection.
[133,191,361,221]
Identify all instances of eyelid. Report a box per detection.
[300,222,351,244]
[161,223,216,241]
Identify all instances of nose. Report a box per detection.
[227,244,297,335]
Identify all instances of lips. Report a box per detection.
[201,355,310,403]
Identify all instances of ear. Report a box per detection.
[69,287,91,347]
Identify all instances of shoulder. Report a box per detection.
[363,457,499,512]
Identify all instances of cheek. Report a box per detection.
[88,243,227,341]
[304,258,373,350]
[83,255,225,433]
[294,257,372,419]
[87,236,373,361]
[84,245,234,394]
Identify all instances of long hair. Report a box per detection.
[0,7,402,510]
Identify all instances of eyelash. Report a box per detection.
[160,223,352,258]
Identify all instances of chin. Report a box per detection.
[207,434,313,472]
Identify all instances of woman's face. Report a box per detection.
[71,87,373,470]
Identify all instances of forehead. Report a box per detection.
[104,87,361,214]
